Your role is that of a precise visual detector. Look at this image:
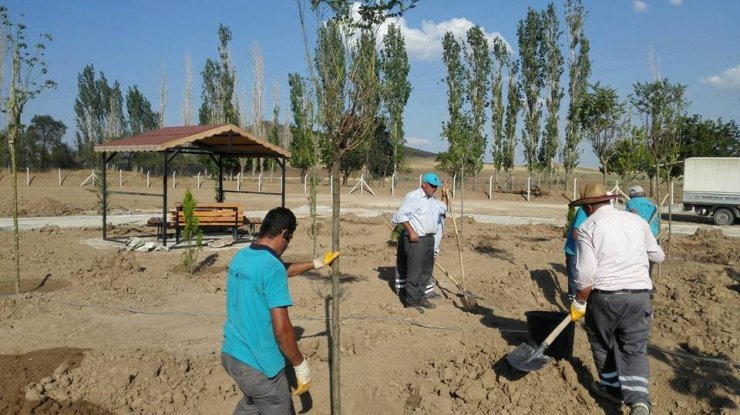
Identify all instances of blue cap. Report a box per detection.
[422,172,441,187]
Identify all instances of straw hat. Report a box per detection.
[569,183,618,207]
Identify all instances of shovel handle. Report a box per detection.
[540,314,574,350]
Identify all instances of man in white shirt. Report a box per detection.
[392,173,448,312]
[570,183,665,415]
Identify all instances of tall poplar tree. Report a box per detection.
[563,0,591,189]
[518,7,545,175]
[440,32,468,180]
[379,23,411,180]
[538,3,564,180]
[464,25,491,191]
[491,38,509,186]
[503,60,521,187]
[74,66,124,167]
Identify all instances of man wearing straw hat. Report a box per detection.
[569,183,665,415]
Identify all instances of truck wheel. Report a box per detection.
[713,208,734,226]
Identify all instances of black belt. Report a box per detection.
[592,289,650,295]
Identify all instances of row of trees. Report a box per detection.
[436,1,590,190]
[434,0,738,200]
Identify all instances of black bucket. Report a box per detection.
[524,311,575,360]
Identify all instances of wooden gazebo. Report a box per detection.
[94,124,291,245]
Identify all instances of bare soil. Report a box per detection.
[0,170,737,415]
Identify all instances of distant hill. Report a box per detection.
[404,146,437,159]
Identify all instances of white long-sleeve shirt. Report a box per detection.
[575,205,665,291]
[392,187,447,237]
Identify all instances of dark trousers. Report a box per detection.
[221,353,295,415]
[584,291,652,408]
[396,232,434,304]
[565,254,577,298]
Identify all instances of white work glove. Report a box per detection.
[570,298,587,321]
[292,359,311,396]
[313,251,340,269]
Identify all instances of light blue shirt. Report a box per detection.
[626,196,660,237]
[392,187,447,236]
[222,244,292,378]
[564,207,588,256]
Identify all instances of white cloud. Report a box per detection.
[377,16,510,61]
[700,64,740,90]
[633,1,648,12]
[668,0,683,5]
[406,136,432,148]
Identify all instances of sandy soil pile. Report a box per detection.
[0,170,736,414]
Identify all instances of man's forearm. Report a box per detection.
[285,261,314,277]
[575,286,593,303]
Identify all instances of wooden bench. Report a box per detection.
[173,203,243,243]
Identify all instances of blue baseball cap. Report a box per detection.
[422,172,441,187]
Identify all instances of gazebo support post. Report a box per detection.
[102,152,107,240]
[101,151,117,240]
[218,155,224,202]
[162,151,169,246]
[280,157,286,207]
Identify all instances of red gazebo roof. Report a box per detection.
[94,124,290,158]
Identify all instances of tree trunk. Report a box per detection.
[330,152,342,415]
[10,137,20,294]
[601,159,608,185]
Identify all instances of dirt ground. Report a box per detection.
[0,169,737,415]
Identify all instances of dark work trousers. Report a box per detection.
[396,232,435,304]
[565,254,577,298]
[221,353,295,415]
[584,291,652,408]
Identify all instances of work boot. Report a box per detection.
[629,402,650,415]
[418,299,436,309]
[425,291,441,301]
[590,381,623,405]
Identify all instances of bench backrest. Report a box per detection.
[172,203,243,226]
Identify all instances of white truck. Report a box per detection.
[682,157,740,226]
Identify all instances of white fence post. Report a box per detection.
[147,171,150,188]
[197,172,201,189]
[237,172,241,192]
[26,167,30,186]
[489,175,493,200]
[119,169,123,188]
[172,171,176,189]
[391,173,396,196]
[527,176,531,202]
[58,168,62,186]
[452,174,457,198]
[573,177,577,201]
[330,175,333,194]
[258,173,263,192]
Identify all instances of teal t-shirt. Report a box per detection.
[626,196,660,237]
[222,244,292,378]
[564,207,588,256]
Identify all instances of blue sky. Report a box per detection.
[3,0,739,168]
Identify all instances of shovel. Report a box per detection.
[506,313,573,372]
[444,186,477,312]
[434,262,480,306]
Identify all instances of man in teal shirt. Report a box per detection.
[626,185,660,237]
[221,207,339,414]
[626,185,660,295]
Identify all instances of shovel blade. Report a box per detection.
[506,342,553,372]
